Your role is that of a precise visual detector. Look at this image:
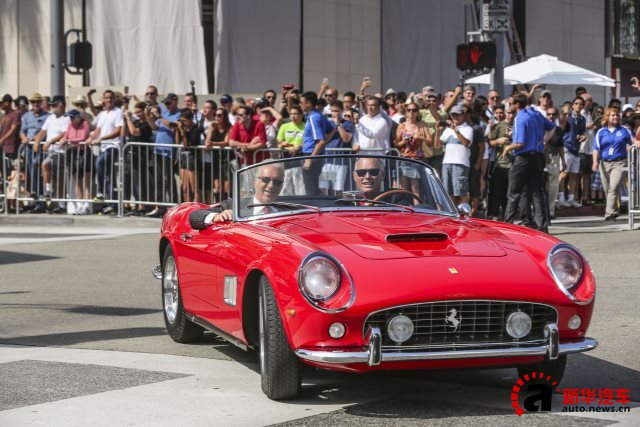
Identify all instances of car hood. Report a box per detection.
[276,212,509,259]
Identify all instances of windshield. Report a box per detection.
[233,154,457,219]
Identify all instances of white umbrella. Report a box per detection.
[466,54,616,87]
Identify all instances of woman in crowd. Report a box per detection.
[394,102,433,199]
[592,108,634,221]
[62,109,92,214]
[205,107,232,201]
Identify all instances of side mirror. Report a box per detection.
[457,203,471,219]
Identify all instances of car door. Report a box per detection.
[175,223,227,318]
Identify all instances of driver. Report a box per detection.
[193,163,285,226]
[353,157,386,199]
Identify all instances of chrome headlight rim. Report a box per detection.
[547,243,590,305]
[297,251,356,313]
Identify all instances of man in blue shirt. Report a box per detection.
[146,93,181,217]
[559,97,587,207]
[300,91,335,195]
[320,100,354,194]
[502,93,554,232]
[19,93,50,200]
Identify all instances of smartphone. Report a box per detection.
[322,77,329,85]
[363,76,371,83]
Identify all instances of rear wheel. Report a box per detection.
[517,355,567,382]
[259,276,301,400]
[162,246,203,343]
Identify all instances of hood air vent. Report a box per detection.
[385,232,448,243]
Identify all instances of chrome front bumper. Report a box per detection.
[295,325,598,367]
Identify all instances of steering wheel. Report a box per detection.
[373,189,424,205]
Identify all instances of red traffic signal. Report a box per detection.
[456,41,497,71]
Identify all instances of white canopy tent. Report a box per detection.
[466,54,616,87]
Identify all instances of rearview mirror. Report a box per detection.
[457,203,471,219]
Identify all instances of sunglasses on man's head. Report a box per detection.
[355,168,380,177]
[256,176,284,186]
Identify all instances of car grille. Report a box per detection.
[364,300,557,352]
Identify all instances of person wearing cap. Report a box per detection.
[61,109,92,215]
[0,94,23,160]
[384,88,398,117]
[71,94,94,124]
[557,96,587,208]
[19,93,51,201]
[579,92,596,206]
[501,93,555,233]
[32,95,70,213]
[88,90,123,215]
[145,92,181,217]
[220,94,235,124]
[534,89,553,115]
[439,104,473,204]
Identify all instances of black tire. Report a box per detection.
[259,276,301,400]
[517,355,567,382]
[162,246,204,343]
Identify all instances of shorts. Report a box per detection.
[319,163,347,192]
[180,150,196,171]
[442,163,469,197]
[564,151,580,174]
[399,163,421,179]
[469,167,482,198]
[43,152,66,176]
[67,147,93,174]
[579,153,593,175]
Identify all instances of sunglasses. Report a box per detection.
[215,113,225,117]
[406,108,419,112]
[256,176,284,186]
[343,115,352,119]
[145,92,157,96]
[490,96,500,100]
[355,168,380,177]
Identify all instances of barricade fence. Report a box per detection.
[1,143,403,217]
[629,145,639,230]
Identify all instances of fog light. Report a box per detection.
[568,315,582,330]
[506,311,532,339]
[328,322,345,339]
[387,315,414,343]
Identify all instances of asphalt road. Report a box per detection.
[0,218,638,426]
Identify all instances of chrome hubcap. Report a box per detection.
[163,257,179,324]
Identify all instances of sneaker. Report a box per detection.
[30,204,47,214]
[569,200,582,208]
[100,206,116,215]
[93,194,105,202]
[146,208,165,218]
[604,213,617,221]
[49,206,65,214]
[40,191,53,201]
[556,200,569,208]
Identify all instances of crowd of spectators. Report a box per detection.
[1,76,640,225]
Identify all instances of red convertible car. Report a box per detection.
[153,154,597,400]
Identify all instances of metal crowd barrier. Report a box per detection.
[14,141,121,216]
[1,148,7,215]
[629,145,639,230]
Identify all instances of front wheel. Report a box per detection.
[162,246,203,343]
[259,276,301,400]
[517,355,567,382]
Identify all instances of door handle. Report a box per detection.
[180,233,193,242]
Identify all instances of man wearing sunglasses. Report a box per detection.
[191,163,286,225]
[352,157,385,200]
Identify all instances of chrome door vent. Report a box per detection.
[224,276,238,306]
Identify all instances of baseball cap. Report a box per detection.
[29,92,44,102]
[385,88,397,97]
[622,103,634,112]
[220,94,233,104]
[422,85,435,94]
[48,95,66,105]
[15,96,29,106]
[2,94,13,103]
[450,105,464,115]
[540,90,552,98]
[65,109,82,119]
[162,92,178,104]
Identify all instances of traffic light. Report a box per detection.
[456,41,497,72]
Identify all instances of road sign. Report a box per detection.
[482,3,511,32]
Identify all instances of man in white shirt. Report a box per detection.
[440,105,473,204]
[89,90,123,214]
[354,96,390,154]
[32,96,71,213]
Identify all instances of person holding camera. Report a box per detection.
[122,102,153,216]
[175,110,203,203]
[145,93,181,217]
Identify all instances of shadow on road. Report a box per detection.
[0,250,60,266]
[0,327,166,346]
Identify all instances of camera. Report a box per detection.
[438,120,448,128]
[283,83,294,91]
[254,97,269,109]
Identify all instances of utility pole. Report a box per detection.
[484,0,509,96]
[51,0,65,96]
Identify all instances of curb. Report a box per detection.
[0,214,161,229]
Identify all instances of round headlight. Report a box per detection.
[549,247,584,289]
[300,256,341,300]
[568,315,582,330]
[328,322,346,339]
[506,311,532,339]
[387,315,414,343]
